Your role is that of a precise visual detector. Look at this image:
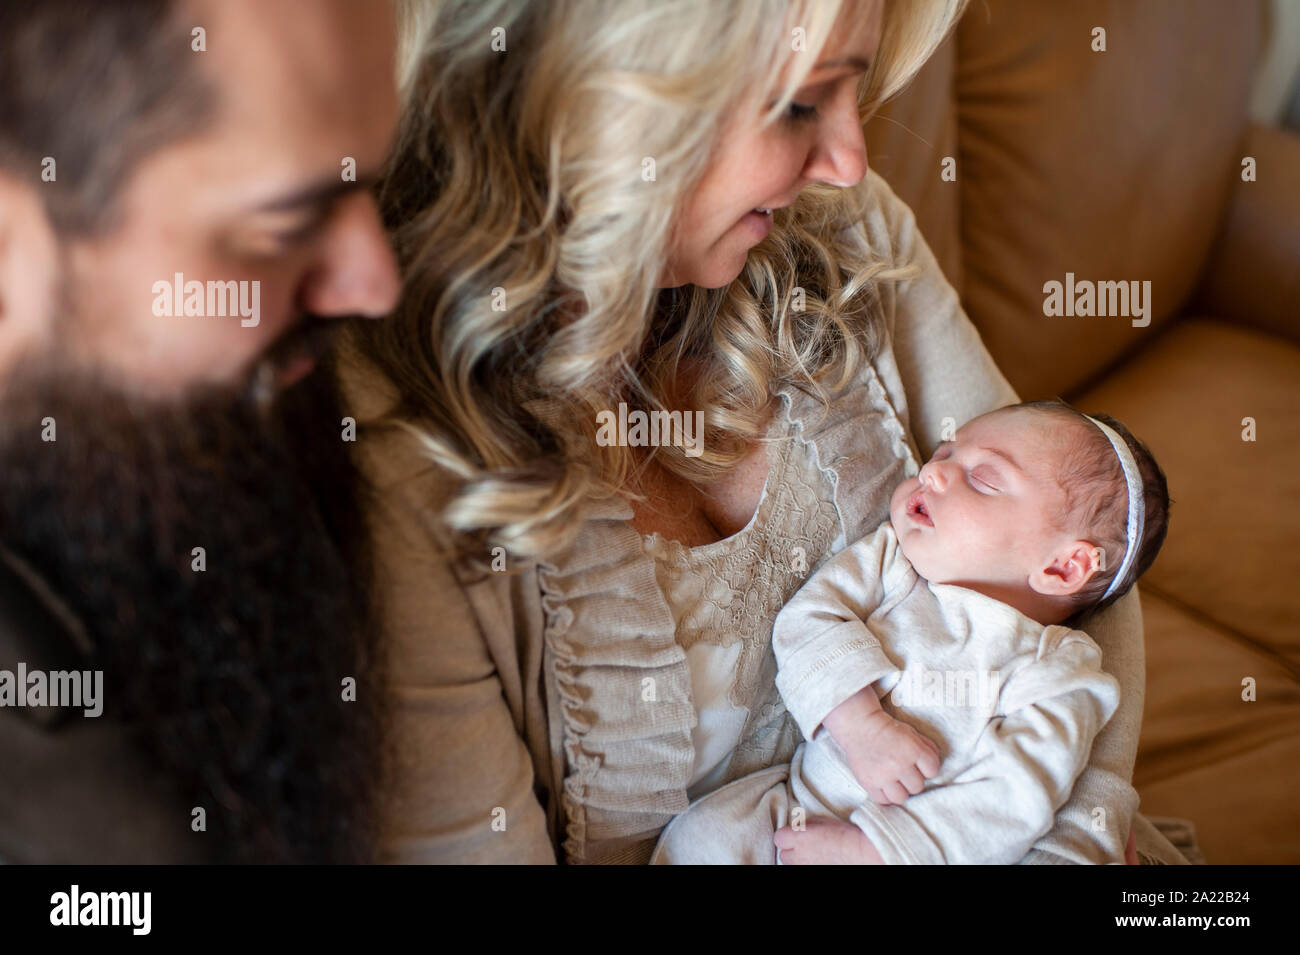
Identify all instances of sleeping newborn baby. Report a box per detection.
[651,398,1170,865]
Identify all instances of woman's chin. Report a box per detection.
[662,232,761,289]
[657,267,735,290]
[693,254,751,289]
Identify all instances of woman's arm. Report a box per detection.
[861,170,1019,460]
[1017,590,1144,864]
[867,169,1142,863]
[339,346,556,864]
[363,477,557,863]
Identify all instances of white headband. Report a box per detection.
[1083,415,1145,601]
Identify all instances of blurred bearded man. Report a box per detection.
[0,0,402,862]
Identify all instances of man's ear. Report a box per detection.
[1029,539,1104,598]
[0,169,60,379]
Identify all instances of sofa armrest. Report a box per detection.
[1191,122,1300,344]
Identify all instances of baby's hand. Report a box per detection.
[775,817,884,865]
[823,690,942,805]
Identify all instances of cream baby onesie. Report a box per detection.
[651,521,1122,865]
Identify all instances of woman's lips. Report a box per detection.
[906,489,934,527]
[741,208,773,240]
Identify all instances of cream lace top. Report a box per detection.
[642,412,843,802]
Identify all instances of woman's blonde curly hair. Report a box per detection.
[354,0,970,566]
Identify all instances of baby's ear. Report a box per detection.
[1028,540,1104,598]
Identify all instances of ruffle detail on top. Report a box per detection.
[536,492,699,865]
[776,360,920,547]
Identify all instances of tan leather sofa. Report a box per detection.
[866,0,1299,864]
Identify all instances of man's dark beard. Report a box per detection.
[0,351,383,863]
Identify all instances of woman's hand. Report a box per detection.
[775,817,885,864]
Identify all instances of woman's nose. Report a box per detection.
[802,89,868,189]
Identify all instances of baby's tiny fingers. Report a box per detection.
[883,780,909,804]
[900,766,925,795]
[917,747,941,777]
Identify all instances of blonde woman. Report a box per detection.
[339,0,1188,865]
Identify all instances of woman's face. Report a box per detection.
[661,0,884,289]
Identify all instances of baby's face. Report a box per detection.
[889,409,1075,588]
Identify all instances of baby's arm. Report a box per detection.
[774,524,941,802]
[1022,590,1142,864]
[822,685,941,805]
[848,629,1121,865]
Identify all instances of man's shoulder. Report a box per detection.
[0,699,210,864]
[0,553,209,864]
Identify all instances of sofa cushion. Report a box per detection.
[1193,122,1300,347]
[960,0,1262,399]
[1073,318,1300,666]
[1134,589,1300,864]
[868,0,1262,399]
[865,32,962,290]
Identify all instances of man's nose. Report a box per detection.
[297,193,401,320]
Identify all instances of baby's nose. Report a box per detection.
[921,462,948,492]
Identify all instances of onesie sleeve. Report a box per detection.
[848,627,1121,865]
[773,523,911,741]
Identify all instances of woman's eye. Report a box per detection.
[785,100,819,123]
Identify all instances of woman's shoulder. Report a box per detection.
[333,332,640,565]
[835,166,926,264]
[331,335,492,603]
[333,333,461,505]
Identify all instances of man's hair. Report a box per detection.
[1012,398,1172,623]
[0,0,216,234]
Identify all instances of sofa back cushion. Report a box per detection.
[866,0,1262,398]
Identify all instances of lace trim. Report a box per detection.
[644,414,839,755]
[783,366,921,543]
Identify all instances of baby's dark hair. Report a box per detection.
[1010,398,1172,624]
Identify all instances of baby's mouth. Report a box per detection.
[906,489,934,527]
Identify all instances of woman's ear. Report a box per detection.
[1029,539,1104,598]
[0,170,61,379]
